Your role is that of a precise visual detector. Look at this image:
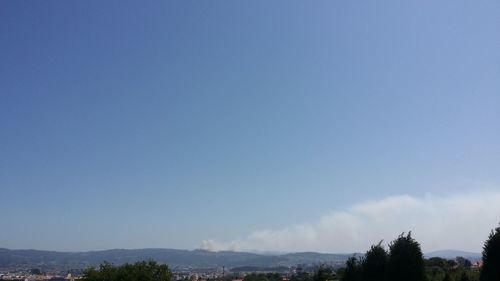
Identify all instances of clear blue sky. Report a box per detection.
[1,1,499,252]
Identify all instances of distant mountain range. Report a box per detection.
[0,248,482,271]
[0,248,350,271]
[425,250,481,261]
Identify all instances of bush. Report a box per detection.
[480,224,500,281]
[82,261,172,281]
[387,232,425,281]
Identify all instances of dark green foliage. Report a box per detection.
[387,232,426,281]
[267,273,283,281]
[447,260,457,269]
[290,272,312,281]
[313,266,335,281]
[455,257,472,269]
[244,273,267,281]
[459,272,470,281]
[426,257,449,281]
[426,265,446,281]
[82,261,172,281]
[442,273,451,281]
[342,257,360,281]
[424,257,478,281]
[480,224,500,281]
[426,257,449,269]
[221,274,240,281]
[362,243,388,281]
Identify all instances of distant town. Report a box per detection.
[0,246,486,281]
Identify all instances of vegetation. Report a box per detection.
[459,272,471,281]
[290,271,314,281]
[82,261,172,281]
[78,223,500,281]
[361,242,388,281]
[312,266,335,281]
[341,256,360,281]
[336,230,485,281]
[425,256,480,281]
[456,257,472,269]
[480,224,500,281]
[387,232,425,281]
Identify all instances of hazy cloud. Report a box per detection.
[201,191,500,253]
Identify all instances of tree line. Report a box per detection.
[340,232,439,281]
[80,223,500,281]
[339,223,500,281]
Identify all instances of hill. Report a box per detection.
[0,248,350,271]
[425,250,481,261]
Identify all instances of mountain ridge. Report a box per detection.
[0,248,349,271]
[425,249,481,260]
[0,247,482,271]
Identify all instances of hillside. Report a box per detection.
[0,248,350,271]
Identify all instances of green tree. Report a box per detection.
[342,256,360,281]
[442,273,451,281]
[387,232,426,281]
[459,272,470,281]
[291,272,312,281]
[447,260,457,269]
[455,257,472,270]
[313,266,334,281]
[265,273,283,281]
[425,265,445,281]
[82,261,172,281]
[362,242,388,281]
[426,257,449,269]
[244,274,269,281]
[480,224,500,281]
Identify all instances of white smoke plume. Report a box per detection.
[201,191,500,253]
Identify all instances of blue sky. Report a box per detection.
[1,1,499,252]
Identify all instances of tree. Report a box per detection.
[291,272,312,281]
[426,257,448,269]
[447,260,457,269]
[455,257,472,269]
[342,256,360,281]
[243,273,269,281]
[362,242,388,281]
[459,272,470,281]
[265,273,283,281]
[425,265,445,281]
[313,266,334,281]
[480,223,500,281]
[441,273,451,281]
[82,261,172,281]
[387,232,426,281]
